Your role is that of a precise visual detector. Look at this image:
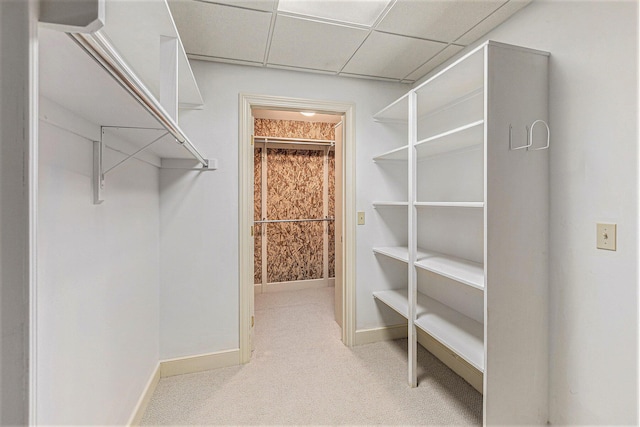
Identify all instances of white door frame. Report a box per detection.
[238,93,356,363]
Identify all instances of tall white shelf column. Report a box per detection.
[370,41,550,425]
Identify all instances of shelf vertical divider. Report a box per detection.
[407,91,418,388]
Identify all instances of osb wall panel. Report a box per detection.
[266,148,323,282]
[254,118,335,140]
[328,150,336,278]
[254,118,336,284]
[267,222,324,282]
[267,149,323,220]
[254,148,262,284]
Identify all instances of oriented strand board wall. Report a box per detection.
[255,118,334,140]
[254,118,336,284]
[267,148,323,282]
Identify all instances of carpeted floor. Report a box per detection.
[141,287,482,425]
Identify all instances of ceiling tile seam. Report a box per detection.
[372,29,465,47]
[266,62,343,75]
[452,0,512,45]
[399,43,458,82]
[187,53,264,66]
[335,0,397,75]
[192,0,272,14]
[275,11,371,31]
[262,5,278,66]
[337,71,409,84]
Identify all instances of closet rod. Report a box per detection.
[254,136,335,146]
[69,31,209,167]
[254,218,335,224]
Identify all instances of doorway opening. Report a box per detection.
[239,94,356,363]
[252,109,340,293]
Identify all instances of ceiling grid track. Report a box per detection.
[262,0,279,66]
[335,0,397,77]
[173,0,532,84]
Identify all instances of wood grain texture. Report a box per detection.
[254,118,336,284]
[267,222,324,282]
[267,149,324,220]
[254,118,335,140]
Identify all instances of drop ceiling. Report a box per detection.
[169,0,531,84]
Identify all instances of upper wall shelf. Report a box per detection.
[100,0,203,109]
[373,93,409,123]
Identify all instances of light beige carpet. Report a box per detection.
[141,287,482,425]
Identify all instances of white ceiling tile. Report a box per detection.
[342,31,446,80]
[268,16,368,72]
[456,0,532,44]
[403,44,465,81]
[277,0,391,26]
[377,0,506,42]
[199,0,276,12]
[169,0,272,62]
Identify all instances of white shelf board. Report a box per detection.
[373,289,410,319]
[415,202,484,208]
[373,93,409,123]
[373,246,484,291]
[414,252,484,291]
[373,201,409,208]
[101,0,204,108]
[373,246,413,263]
[416,120,484,158]
[373,145,408,162]
[415,292,484,372]
[415,47,484,117]
[39,29,197,159]
[372,289,484,372]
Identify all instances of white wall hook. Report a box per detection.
[528,119,550,151]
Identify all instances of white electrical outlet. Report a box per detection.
[357,211,365,225]
[597,223,617,251]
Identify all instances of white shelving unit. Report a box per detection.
[370,41,550,425]
[39,0,215,204]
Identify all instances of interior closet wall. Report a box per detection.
[159,62,406,359]
[253,118,335,287]
[450,1,638,424]
[37,100,160,425]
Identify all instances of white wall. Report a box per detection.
[435,1,637,424]
[160,63,407,358]
[36,101,160,425]
[0,0,35,424]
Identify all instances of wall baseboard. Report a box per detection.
[128,364,161,426]
[355,324,408,346]
[160,349,240,378]
[254,278,334,294]
[129,349,241,425]
[416,328,483,394]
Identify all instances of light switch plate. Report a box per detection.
[357,211,365,225]
[597,223,616,251]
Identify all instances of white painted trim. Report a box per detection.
[239,93,357,361]
[355,324,408,346]
[416,328,483,394]
[127,364,161,426]
[254,278,332,294]
[160,349,240,378]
